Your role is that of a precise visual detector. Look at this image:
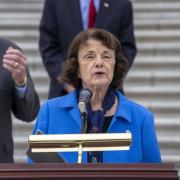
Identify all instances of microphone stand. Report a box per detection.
[81,112,88,134]
[78,109,88,163]
[78,89,92,163]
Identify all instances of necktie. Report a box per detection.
[88,0,97,28]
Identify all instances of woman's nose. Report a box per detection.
[95,57,103,67]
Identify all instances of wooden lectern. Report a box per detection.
[0,163,178,179]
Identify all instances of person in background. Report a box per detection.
[39,0,137,98]
[0,38,40,163]
[29,29,161,163]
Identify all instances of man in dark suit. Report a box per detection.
[39,0,137,98]
[0,38,40,163]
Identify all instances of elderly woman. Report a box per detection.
[30,29,161,163]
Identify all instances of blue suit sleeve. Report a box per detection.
[32,101,49,135]
[141,111,162,162]
[27,101,49,163]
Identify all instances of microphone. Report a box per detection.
[78,89,92,133]
[78,89,92,113]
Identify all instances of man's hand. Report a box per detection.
[3,47,28,86]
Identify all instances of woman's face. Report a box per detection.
[78,39,115,89]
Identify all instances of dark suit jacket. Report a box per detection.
[39,0,137,98]
[0,38,40,163]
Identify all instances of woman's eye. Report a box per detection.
[87,56,93,59]
[84,55,94,60]
[103,56,111,60]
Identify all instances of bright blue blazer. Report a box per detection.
[30,90,161,163]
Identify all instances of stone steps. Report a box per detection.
[0,3,43,12]
[136,30,180,42]
[134,19,180,30]
[125,71,180,87]
[137,42,180,55]
[0,30,38,41]
[133,2,180,11]
[132,56,180,67]
[125,88,180,104]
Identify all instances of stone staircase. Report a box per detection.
[0,0,179,174]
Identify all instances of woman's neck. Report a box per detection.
[105,96,118,117]
[90,86,108,111]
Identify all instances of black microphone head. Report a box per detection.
[78,89,92,113]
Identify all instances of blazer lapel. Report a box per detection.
[108,92,132,131]
[69,106,81,131]
[57,91,82,130]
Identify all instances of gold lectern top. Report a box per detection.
[29,133,131,153]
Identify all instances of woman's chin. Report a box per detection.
[91,81,110,89]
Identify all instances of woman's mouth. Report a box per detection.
[94,71,105,75]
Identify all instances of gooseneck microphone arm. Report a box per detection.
[79,102,88,133]
[78,89,92,133]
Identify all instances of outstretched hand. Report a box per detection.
[3,47,28,86]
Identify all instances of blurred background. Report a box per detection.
[0,0,179,175]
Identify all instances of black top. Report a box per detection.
[102,116,113,133]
